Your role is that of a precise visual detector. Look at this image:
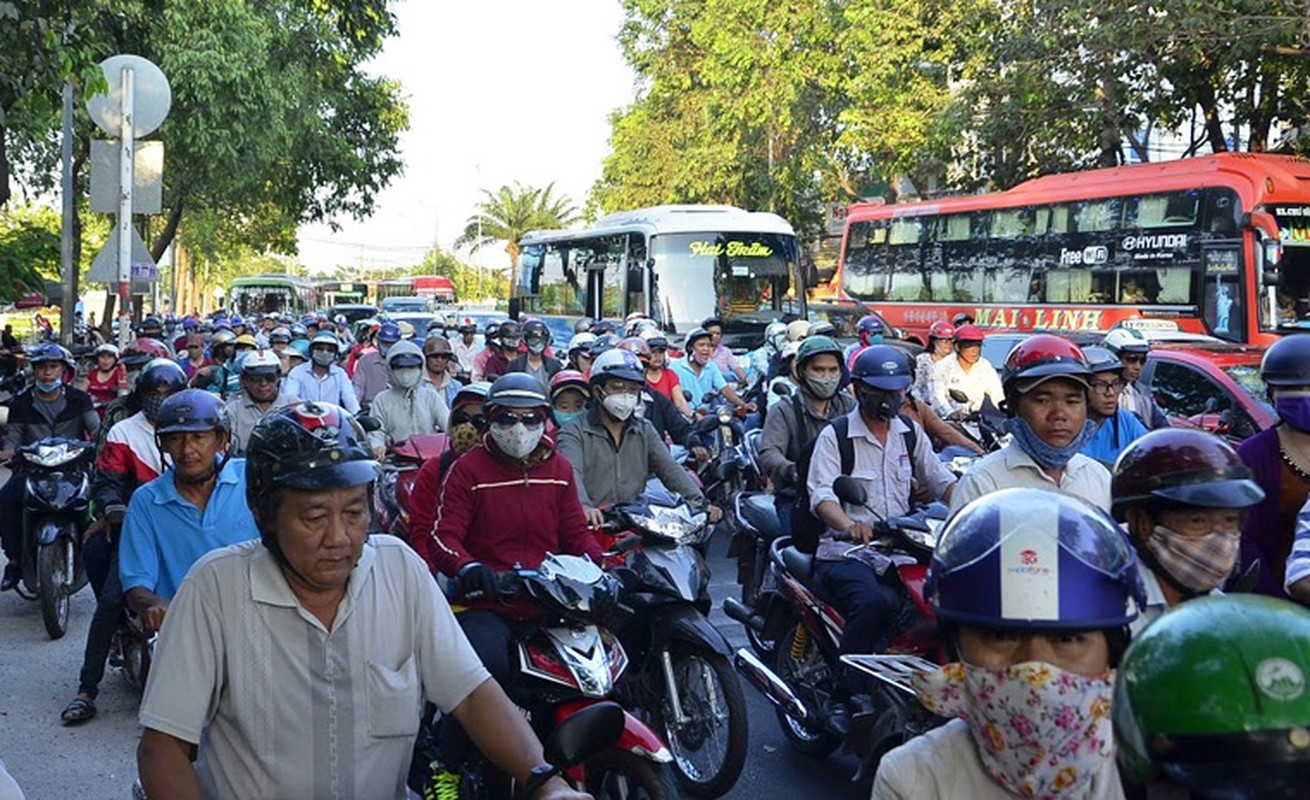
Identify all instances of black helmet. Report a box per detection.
[850,345,913,391]
[523,319,550,344]
[593,320,617,336]
[245,402,377,563]
[589,333,618,357]
[155,389,231,435]
[1082,345,1123,374]
[1260,334,1310,387]
[484,373,549,411]
[574,316,596,335]
[685,328,713,349]
[138,315,163,333]
[136,358,189,422]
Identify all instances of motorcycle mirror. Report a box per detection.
[682,389,693,402]
[948,388,970,404]
[832,475,867,507]
[542,700,625,769]
[701,392,715,404]
[355,414,381,433]
[888,515,931,533]
[772,382,792,396]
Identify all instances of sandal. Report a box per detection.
[61,696,97,725]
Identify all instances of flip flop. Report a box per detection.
[60,697,97,725]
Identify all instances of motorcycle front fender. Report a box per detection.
[553,700,674,766]
[35,518,67,547]
[653,604,733,657]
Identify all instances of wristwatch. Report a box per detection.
[525,763,557,797]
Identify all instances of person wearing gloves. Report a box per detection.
[367,339,449,459]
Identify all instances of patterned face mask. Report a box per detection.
[1146,525,1238,593]
[912,661,1116,800]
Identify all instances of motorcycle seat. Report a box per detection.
[738,493,782,540]
[780,545,824,596]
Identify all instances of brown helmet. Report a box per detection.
[422,335,453,356]
[1110,428,1265,522]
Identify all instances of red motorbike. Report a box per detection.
[374,433,446,537]
[725,476,947,783]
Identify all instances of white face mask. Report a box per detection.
[490,420,544,459]
[391,366,422,390]
[602,392,639,421]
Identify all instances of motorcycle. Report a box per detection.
[12,437,95,638]
[374,433,447,538]
[602,485,749,798]
[435,553,680,799]
[725,476,946,782]
[693,398,761,517]
[726,490,783,660]
[110,612,155,692]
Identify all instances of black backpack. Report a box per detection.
[790,408,916,554]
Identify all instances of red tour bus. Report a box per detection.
[412,275,457,304]
[829,153,1310,346]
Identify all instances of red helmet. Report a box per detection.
[122,337,171,368]
[616,336,652,362]
[1002,334,1091,394]
[953,324,985,343]
[1110,429,1265,522]
[928,320,956,341]
[549,369,589,400]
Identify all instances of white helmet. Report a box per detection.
[785,320,811,342]
[1102,326,1151,355]
[764,321,787,354]
[568,332,597,352]
[93,343,120,359]
[780,340,802,360]
[238,348,281,375]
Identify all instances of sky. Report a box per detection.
[294,0,637,276]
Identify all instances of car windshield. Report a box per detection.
[1224,364,1274,416]
[650,232,802,333]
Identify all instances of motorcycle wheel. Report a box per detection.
[585,749,681,800]
[37,540,72,639]
[122,635,153,693]
[774,622,841,757]
[657,648,748,797]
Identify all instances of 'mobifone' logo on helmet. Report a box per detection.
[1020,549,1038,566]
[1255,657,1306,701]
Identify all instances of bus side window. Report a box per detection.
[888,217,926,300]
[844,220,889,300]
[626,239,648,318]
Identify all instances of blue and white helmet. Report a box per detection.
[926,488,1145,631]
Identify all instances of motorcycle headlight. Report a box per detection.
[632,506,710,544]
[906,526,938,550]
[717,406,733,424]
[23,442,84,468]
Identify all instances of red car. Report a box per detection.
[1142,342,1275,442]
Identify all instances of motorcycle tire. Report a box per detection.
[774,622,841,758]
[38,540,72,639]
[585,748,681,800]
[657,648,749,797]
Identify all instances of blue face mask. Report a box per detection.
[35,378,62,393]
[554,410,583,428]
[1275,394,1310,433]
[1009,417,1097,469]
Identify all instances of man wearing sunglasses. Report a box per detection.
[1102,326,1169,430]
[225,349,294,456]
[427,374,603,782]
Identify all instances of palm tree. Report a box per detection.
[456,181,579,289]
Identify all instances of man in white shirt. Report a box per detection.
[451,318,481,379]
[283,332,360,415]
[136,403,586,800]
[952,335,1110,513]
[930,324,1003,420]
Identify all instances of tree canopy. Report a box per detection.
[1,0,407,291]
[595,0,1310,232]
[456,181,580,287]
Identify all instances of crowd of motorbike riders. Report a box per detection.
[0,303,1307,800]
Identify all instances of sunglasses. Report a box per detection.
[1120,354,1147,364]
[490,411,546,428]
[244,374,279,384]
[426,353,451,360]
[452,413,488,429]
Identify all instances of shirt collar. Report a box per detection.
[1001,441,1088,475]
[846,408,908,444]
[1139,564,1168,609]
[153,458,239,505]
[249,536,379,612]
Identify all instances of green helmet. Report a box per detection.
[794,335,842,369]
[1114,595,1310,798]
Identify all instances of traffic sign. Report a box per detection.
[85,55,171,138]
[89,140,163,214]
[88,227,158,288]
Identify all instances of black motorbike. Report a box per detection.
[604,484,749,798]
[726,490,784,660]
[13,437,95,638]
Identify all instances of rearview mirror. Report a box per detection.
[772,382,793,396]
[833,475,867,507]
[356,415,381,433]
[542,700,624,769]
[948,388,970,404]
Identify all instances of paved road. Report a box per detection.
[0,527,869,799]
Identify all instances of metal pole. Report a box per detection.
[117,66,135,349]
[59,78,75,346]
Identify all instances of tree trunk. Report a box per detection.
[1196,81,1228,152]
[100,293,116,337]
[151,203,183,262]
[0,114,9,209]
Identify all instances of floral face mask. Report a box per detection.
[911,660,1116,799]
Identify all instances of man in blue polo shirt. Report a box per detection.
[671,327,753,415]
[119,389,259,636]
